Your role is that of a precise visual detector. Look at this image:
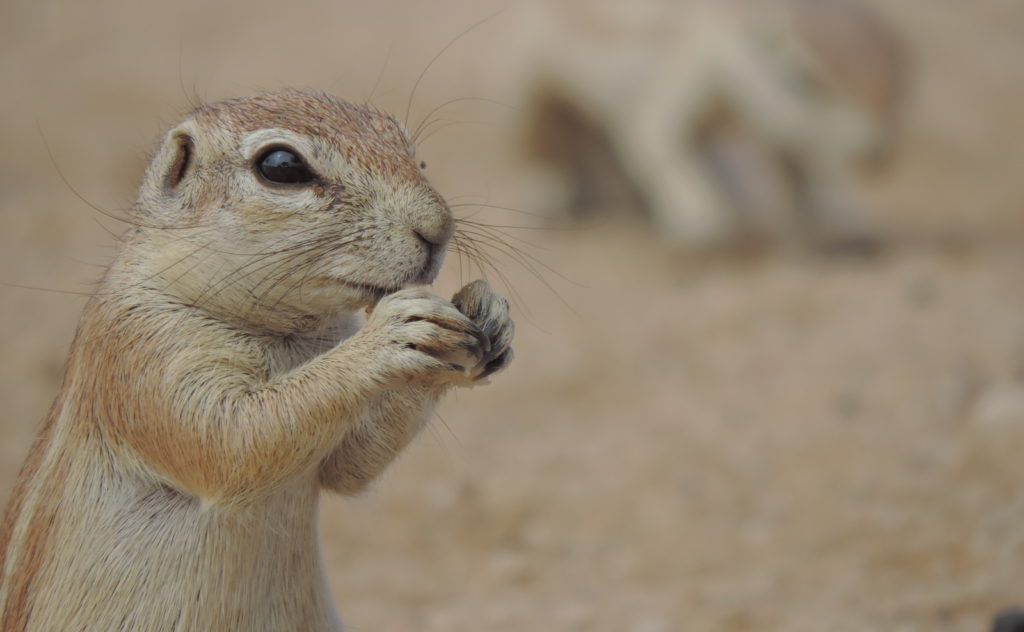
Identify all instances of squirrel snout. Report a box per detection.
[410,206,455,249]
[409,205,454,283]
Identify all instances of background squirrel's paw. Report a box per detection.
[452,280,515,382]
[365,288,490,385]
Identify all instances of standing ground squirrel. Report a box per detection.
[0,89,514,630]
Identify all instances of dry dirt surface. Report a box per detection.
[1,1,1023,631]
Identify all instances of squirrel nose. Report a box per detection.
[410,203,454,284]
[411,204,455,248]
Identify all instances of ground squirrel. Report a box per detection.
[0,89,514,631]
[502,0,905,247]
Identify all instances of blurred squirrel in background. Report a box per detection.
[500,0,907,250]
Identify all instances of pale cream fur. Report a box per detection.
[499,0,906,247]
[0,89,514,631]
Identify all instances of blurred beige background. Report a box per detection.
[1,1,1023,630]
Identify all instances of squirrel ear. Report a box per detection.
[137,122,201,218]
[164,132,194,190]
[143,122,198,195]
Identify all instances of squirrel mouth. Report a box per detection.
[308,276,402,302]
[345,281,402,301]
[311,266,431,308]
[355,283,400,315]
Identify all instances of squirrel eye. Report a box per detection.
[257,148,317,185]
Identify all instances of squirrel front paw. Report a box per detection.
[452,280,515,382]
[361,288,490,386]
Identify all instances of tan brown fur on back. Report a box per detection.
[0,89,514,631]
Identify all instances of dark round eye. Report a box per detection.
[257,148,317,185]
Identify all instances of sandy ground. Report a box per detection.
[1,1,1023,630]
